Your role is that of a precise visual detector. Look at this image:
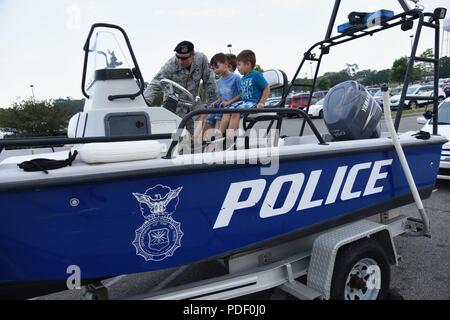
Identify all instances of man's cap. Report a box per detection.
[174,41,194,54]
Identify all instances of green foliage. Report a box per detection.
[53,97,85,115]
[374,69,391,85]
[420,48,434,58]
[439,57,450,78]
[0,98,71,137]
[318,66,390,89]
[390,57,407,83]
[316,76,331,90]
[352,68,391,86]
[254,64,264,73]
[290,77,312,94]
[353,69,377,85]
[323,70,351,87]
[0,108,7,120]
[418,48,434,77]
[389,56,421,83]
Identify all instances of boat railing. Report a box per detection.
[163,107,327,159]
[286,6,442,136]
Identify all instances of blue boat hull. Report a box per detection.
[0,142,443,295]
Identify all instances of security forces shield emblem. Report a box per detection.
[132,185,184,261]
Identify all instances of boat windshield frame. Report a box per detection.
[81,23,145,102]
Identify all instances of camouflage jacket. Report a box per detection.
[143,51,218,106]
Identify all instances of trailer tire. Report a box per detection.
[330,238,390,300]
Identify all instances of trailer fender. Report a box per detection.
[306,220,398,300]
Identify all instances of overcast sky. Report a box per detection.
[0,0,449,107]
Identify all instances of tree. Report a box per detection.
[0,108,7,120]
[389,56,421,84]
[373,69,391,85]
[316,76,331,90]
[440,57,450,78]
[418,48,434,78]
[53,97,85,115]
[323,70,351,87]
[290,77,312,94]
[353,69,378,85]
[0,98,70,137]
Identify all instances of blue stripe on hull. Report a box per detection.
[0,144,441,282]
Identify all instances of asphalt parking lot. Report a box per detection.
[38,115,450,300]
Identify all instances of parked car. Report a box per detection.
[313,90,328,100]
[308,98,325,118]
[417,97,450,180]
[372,86,402,108]
[286,93,313,109]
[366,86,380,96]
[439,78,450,87]
[389,85,446,110]
[0,128,15,139]
[264,96,282,107]
[285,92,321,110]
[444,84,450,98]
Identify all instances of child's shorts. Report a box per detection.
[205,101,224,125]
[228,101,257,117]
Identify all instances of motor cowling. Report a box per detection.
[323,80,382,141]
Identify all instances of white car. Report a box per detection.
[417,97,450,180]
[0,130,13,139]
[372,86,402,108]
[264,96,282,107]
[308,98,325,118]
[390,85,446,110]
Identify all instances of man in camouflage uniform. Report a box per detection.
[143,41,218,120]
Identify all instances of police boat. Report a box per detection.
[0,1,448,300]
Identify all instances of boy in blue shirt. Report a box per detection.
[195,53,241,141]
[208,53,242,127]
[219,50,270,139]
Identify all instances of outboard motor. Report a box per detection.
[323,80,382,141]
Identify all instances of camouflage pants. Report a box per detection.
[176,103,207,134]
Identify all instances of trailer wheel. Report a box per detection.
[330,238,390,300]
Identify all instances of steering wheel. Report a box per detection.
[160,79,195,106]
